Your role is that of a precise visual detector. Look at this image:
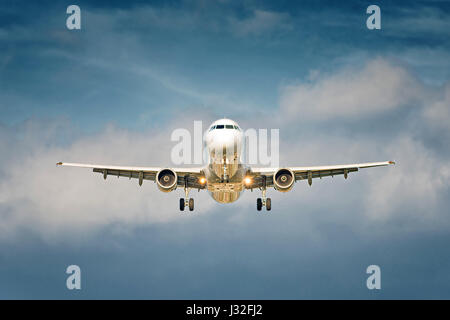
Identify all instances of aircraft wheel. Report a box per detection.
[257,198,262,211]
[189,198,194,211]
[179,198,185,211]
[266,198,271,211]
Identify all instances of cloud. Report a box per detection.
[0,120,216,241]
[274,58,450,231]
[0,57,449,243]
[387,6,450,38]
[423,84,450,130]
[86,4,291,38]
[279,58,423,121]
[271,131,450,234]
[364,135,450,225]
[229,9,292,36]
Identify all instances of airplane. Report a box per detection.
[57,118,395,212]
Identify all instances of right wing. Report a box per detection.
[56,162,206,189]
[248,161,395,189]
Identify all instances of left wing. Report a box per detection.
[56,162,206,189]
[247,161,395,189]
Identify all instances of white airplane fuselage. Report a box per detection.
[204,119,246,204]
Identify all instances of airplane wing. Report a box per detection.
[247,161,395,189]
[56,162,206,189]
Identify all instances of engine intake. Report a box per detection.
[156,169,178,192]
[273,168,294,192]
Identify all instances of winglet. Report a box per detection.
[56,162,63,166]
[388,161,396,165]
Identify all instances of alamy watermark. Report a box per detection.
[170,121,279,168]
[366,265,381,290]
[65,5,381,32]
[66,5,81,30]
[66,265,81,290]
[366,5,381,30]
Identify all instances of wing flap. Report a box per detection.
[92,168,156,180]
[294,167,359,180]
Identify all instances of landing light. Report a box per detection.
[199,177,206,184]
[244,177,252,185]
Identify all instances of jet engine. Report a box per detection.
[156,169,178,192]
[273,168,295,192]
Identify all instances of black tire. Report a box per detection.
[257,198,262,211]
[189,198,194,211]
[266,198,271,211]
[179,198,185,211]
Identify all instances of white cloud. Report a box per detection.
[1,58,449,241]
[423,84,450,130]
[273,58,450,231]
[0,122,216,241]
[279,58,423,121]
[364,135,450,224]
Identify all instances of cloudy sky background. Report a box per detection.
[0,0,449,298]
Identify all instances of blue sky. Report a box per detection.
[0,0,449,299]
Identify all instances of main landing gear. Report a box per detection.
[180,187,194,211]
[257,187,271,211]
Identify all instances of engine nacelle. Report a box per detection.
[273,168,295,192]
[156,169,178,192]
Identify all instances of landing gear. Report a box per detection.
[179,197,194,211]
[256,184,271,211]
[257,198,262,211]
[180,186,195,212]
[266,198,271,211]
[179,198,185,211]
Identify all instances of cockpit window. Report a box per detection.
[211,124,240,131]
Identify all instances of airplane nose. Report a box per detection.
[218,132,239,149]
[209,131,239,158]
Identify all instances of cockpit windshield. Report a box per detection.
[209,124,240,131]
